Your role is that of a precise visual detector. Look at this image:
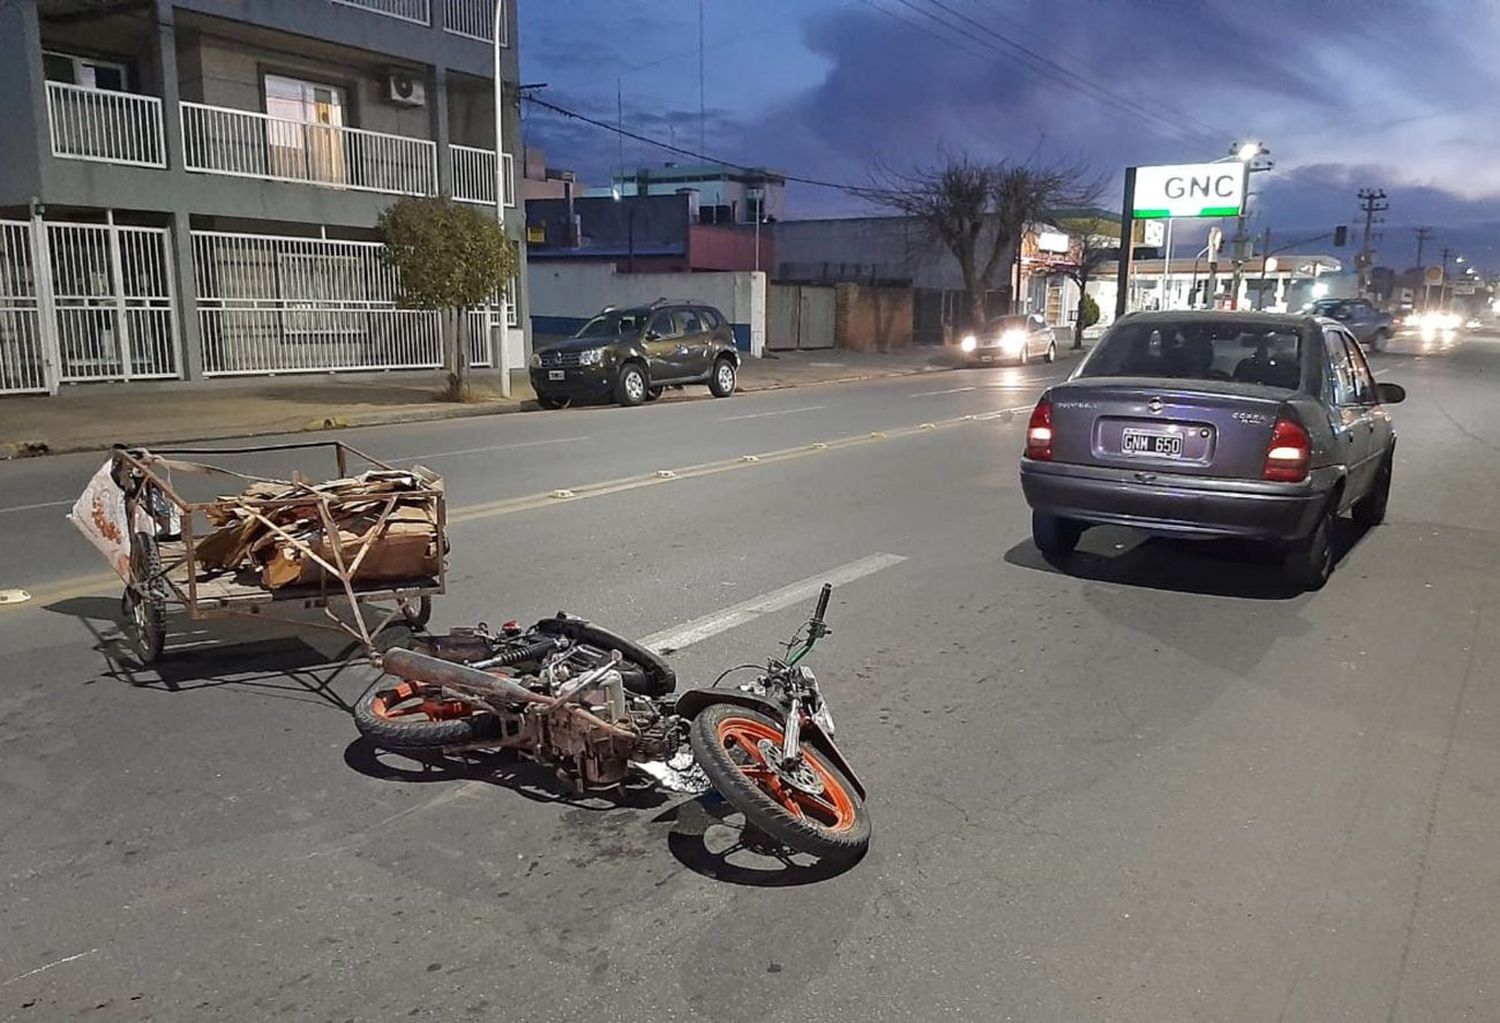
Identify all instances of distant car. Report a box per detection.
[959,313,1057,366]
[1019,311,1406,590]
[530,300,741,408]
[1307,298,1392,351]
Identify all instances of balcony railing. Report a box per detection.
[46,82,166,169]
[181,102,438,197]
[450,145,514,207]
[445,0,507,44]
[329,0,431,24]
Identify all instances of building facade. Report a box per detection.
[526,193,773,274]
[592,164,787,227]
[0,0,526,396]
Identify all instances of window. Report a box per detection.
[1343,333,1376,403]
[43,51,128,91]
[1085,317,1305,389]
[263,74,348,184]
[697,306,723,329]
[674,309,703,335]
[648,311,679,339]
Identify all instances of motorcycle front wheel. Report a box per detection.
[690,704,870,861]
[354,679,501,750]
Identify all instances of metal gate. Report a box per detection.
[47,222,180,382]
[0,221,47,394]
[767,284,835,351]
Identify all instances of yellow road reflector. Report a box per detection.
[655,469,678,479]
[0,589,32,606]
[810,442,828,450]
[550,489,577,500]
[741,455,761,462]
[919,423,936,430]
[870,431,887,439]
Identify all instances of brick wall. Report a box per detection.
[835,283,914,351]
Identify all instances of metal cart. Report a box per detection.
[101,440,446,664]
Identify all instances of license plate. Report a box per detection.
[980,355,994,363]
[1121,429,1183,458]
[548,369,565,381]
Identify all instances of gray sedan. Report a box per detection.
[1019,311,1405,590]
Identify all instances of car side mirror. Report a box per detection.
[644,330,661,342]
[1376,381,1406,404]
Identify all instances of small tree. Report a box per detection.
[867,156,1098,331]
[379,197,519,402]
[1058,216,1116,349]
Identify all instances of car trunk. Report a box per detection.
[1046,377,1292,480]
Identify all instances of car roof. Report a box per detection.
[1117,310,1319,331]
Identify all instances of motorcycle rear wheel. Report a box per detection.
[354,678,501,750]
[690,704,870,861]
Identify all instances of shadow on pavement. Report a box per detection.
[658,794,862,887]
[342,737,671,811]
[1004,519,1369,601]
[45,595,381,711]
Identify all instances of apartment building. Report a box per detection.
[0,0,526,396]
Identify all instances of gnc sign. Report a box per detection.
[1132,162,1248,219]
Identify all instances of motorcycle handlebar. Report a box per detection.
[812,583,832,626]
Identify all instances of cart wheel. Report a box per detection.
[402,596,433,631]
[124,533,167,666]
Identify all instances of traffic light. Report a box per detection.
[1333,225,1348,247]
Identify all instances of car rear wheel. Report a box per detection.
[1286,501,1335,591]
[709,357,737,398]
[1032,512,1083,560]
[1045,341,1057,363]
[616,364,648,407]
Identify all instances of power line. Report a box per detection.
[523,93,879,195]
[944,0,1234,142]
[885,0,1221,143]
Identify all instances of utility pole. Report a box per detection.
[1356,188,1388,298]
[1440,247,1453,313]
[698,0,706,156]
[1414,225,1432,271]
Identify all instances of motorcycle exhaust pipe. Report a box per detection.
[382,647,546,706]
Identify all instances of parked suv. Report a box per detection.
[530,300,742,408]
[1307,298,1392,351]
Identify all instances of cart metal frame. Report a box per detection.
[109,440,447,663]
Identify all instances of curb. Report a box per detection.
[1,350,1085,459]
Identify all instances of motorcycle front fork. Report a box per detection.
[779,697,804,766]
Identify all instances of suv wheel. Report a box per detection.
[1045,341,1057,363]
[616,364,648,407]
[709,357,737,398]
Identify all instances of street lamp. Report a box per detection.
[492,0,511,398]
[1236,141,1262,162]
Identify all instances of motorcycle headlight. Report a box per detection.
[960,334,977,353]
[577,348,605,366]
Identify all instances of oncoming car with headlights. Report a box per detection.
[530,300,742,409]
[959,313,1057,366]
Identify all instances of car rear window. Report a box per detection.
[697,306,723,328]
[1083,318,1306,390]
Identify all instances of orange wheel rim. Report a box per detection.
[714,715,859,833]
[370,680,472,722]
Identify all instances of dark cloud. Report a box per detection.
[522,0,1500,267]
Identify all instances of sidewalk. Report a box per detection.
[0,344,1087,458]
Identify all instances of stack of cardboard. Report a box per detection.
[197,469,443,590]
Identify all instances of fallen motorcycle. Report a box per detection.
[356,587,870,861]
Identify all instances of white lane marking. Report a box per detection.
[2,949,99,987]
[909,386,975,397]
[639,552,907,653]
[392,435,590,463]
[0,499,72,517]
[719,405,826,422]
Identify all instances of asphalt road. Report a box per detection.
[1,333,1497,1022]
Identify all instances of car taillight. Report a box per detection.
[1263,417,1310,482]
[1026,398,1053,460]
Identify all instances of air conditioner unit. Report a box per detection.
[386,72,426,107]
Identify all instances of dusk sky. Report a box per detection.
[519,0,1500,269]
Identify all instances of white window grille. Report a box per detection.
[329,0,430,25]
[445,0,507,44]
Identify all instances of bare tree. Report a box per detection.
[866,156,1097,331]
[1057,215,1117,349]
